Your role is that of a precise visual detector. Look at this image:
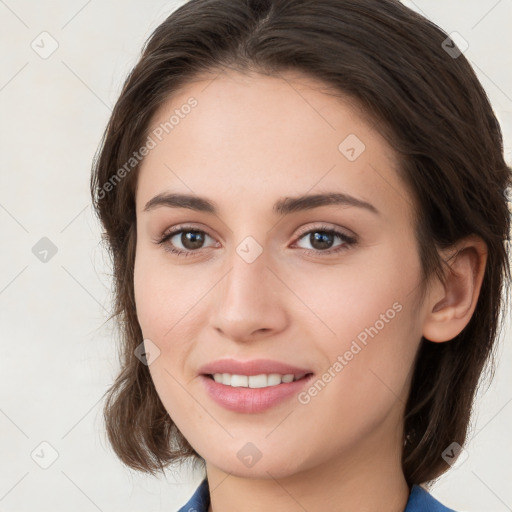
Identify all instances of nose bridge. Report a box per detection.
[211,235,287,339]
[223,238,273,309]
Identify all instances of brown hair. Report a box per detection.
[90,0,512,486]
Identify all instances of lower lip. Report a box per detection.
[200,374,314,413]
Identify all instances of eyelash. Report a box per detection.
[154,224,357,258]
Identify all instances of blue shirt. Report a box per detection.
[177,478,456,511]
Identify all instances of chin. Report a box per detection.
[203,446,311,480]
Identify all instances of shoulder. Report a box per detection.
[405,484,457,512]
[177,478,210,512]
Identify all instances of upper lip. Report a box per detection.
[198,358,313,377]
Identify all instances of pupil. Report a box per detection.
[182,231,204,249]
[311,231,333,250]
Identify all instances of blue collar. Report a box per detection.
[177,478,456,511]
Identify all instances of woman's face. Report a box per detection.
[134,70,430,478]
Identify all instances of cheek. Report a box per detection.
[292,285,420,461]
[292,243,420,342]
[133,247,201,341]
[291,243,422,404]
[133,247,216,401]
[133,251,164,337]
[134,251,202,421]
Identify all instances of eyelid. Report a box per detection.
[293,222,356,240]
[157,222,217,241]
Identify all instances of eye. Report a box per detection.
[155,226,218,256]
[293,225,356,255]
[154,224,357,258]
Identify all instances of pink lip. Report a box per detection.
[199,374,314,413]
[198,358,312,377]
[198,358,314,413]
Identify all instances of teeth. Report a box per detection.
[212,373,303,388]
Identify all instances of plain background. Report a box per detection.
[0,1,511,511]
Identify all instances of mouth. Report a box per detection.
[197,358,315,412]
[204,372,314,388]
[200,371,315,413]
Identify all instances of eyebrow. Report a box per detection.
[143,191,379,216]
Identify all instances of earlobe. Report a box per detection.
[422,235,488,343]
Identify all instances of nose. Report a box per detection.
[211,243,289,343]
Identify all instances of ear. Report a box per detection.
[422,235,488,343]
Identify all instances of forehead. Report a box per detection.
[136,69,412,222]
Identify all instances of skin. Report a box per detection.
[133,69,487,512]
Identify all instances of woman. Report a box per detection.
[90,0,511,510]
